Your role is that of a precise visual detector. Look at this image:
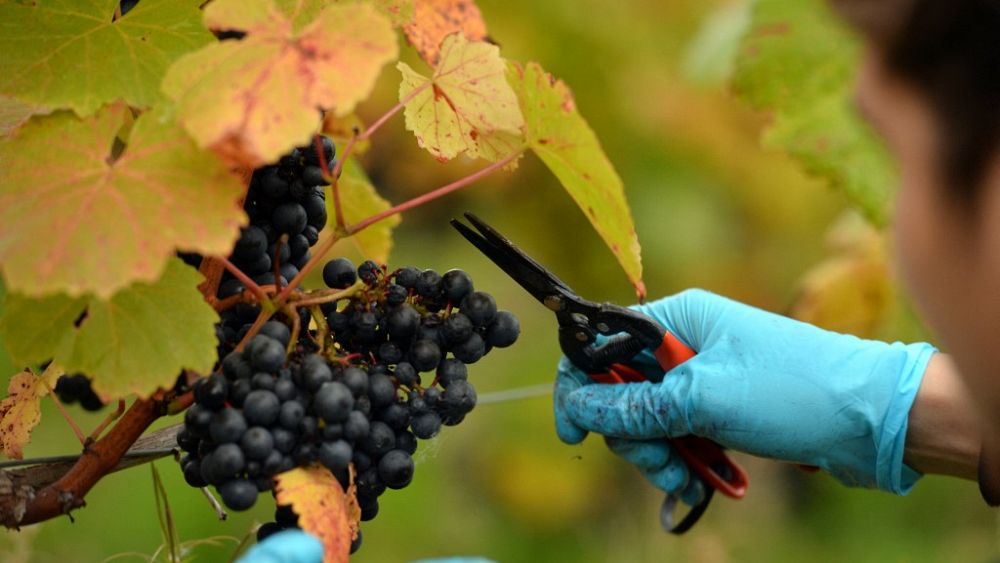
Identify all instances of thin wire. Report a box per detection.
[0,448,176,469]
[1,385,555,470]
[477,383,552,405]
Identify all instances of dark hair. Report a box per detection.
[834,0,1000,199]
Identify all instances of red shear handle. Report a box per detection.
[672,436,748,498]
[589,330,749,500]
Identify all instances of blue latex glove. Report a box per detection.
[238,529,493,563]
[238,531,323,563]
[555,289,935,496]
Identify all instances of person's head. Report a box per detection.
[831,1,1000,427]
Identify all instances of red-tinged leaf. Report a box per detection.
[162,0,398,168]
[275,465,361,563]
[0,105,246,298]
[398,34,525,163]
[372,0,415,27]
[403,0,488,66]
[507,62,645,297]
[0,366,60,460]
[0,96,45,139]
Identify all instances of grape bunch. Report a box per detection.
[54,374,104,411]
[215,137,335,353]
[178,258,519,554]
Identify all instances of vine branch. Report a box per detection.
[0,395,170,528]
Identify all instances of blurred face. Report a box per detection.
[855,47,1000,427]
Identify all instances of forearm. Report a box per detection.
[904,353,982,480]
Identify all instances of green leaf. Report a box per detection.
[0,96,44,139]
[732,0,894,225]
[398,34,525,163]
[162,0,398,168]
[0,104,246,299]
[0,0,213,116]
[507,61,645,297]
[334,158,400,264]
[0,259,219,399]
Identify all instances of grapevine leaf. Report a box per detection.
[398,34,525,163]
[403,0,488,66]
[789,215,891,338]
[275,465,360,563]
[0,96,45,139]
[0,366,61,460]
[0,0,213,116]
[332,158,400,263]
[0,259,219,399]
[162,0,398,168]
[321,113,371,155]
[507,62,645,298]
[372,0,415,27]
[732,0,894,225]
[0,104,246,298]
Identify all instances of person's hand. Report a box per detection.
[237,529,494,563]
[237,531,323,563]
[554,289,935,498]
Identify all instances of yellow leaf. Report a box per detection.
[0,365,61,459]
[403,0,487,66]
[789,214,892,338]
[322,158,400,264]
[507,61,644,298]
[398,34,525,163]
[162,0,398,168]
[275,465,360,563]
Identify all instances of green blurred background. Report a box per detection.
[3,0,997,561]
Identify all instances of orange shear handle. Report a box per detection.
[590,331,749,500]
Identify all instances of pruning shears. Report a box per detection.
[451,212,748,534]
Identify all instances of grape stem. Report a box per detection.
[88,399,126,442]
[216,256,272,309]
[41,376,87,447]
[272,232,343,307]
[348,150,522,235]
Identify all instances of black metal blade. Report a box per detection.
[450,212,574,305]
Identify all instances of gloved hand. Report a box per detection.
[237,529,494,563]
[555,289,935,498]
[237,530,323,563]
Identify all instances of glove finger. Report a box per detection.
[238,531,323,563]
[604,436,671,470]
[641,455,691,494]
[564,381,685,440]
[554,357,591,444]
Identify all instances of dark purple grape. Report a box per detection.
[408,339,441,372]
[209,408,247,444]
[441,269,473,304]
[436,358,468,387]
[314,381,353,423]
[194,374,228,410]
[220,478,257,511]
[243,390,280,426]
[241,427,274,460]
[324,258,357,289]
[272,202,308,235]
[460,291,497,327]
[411,411,442,440]
[485,310,520,348]
[378,449,414,489]
[393,266,420,288]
